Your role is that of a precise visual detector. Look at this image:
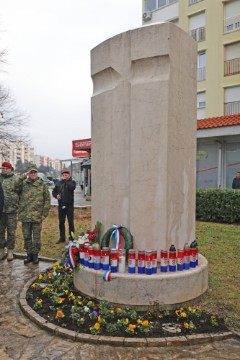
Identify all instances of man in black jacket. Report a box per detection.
[232,172,240,189]
[52,170,76,244]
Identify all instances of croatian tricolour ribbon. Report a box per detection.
[68,245,77,269]
[103,270,111,281]
[110,224,122,251]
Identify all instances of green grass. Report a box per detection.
[195,221,240,331]
[15,211,240,331]
[15,207,92,260]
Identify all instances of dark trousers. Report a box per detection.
[58,204,74,240]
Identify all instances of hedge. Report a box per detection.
[196,189,240,224]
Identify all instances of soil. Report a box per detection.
[26,267,229,338]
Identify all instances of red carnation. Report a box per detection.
[88,233,95,240]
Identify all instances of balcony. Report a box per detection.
[224,57,240,76]
[197,66,206,81]
[190,26,205,42]
[224,101,240,115]
[224,14,240,33]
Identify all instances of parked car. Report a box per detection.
[38,172,54,186]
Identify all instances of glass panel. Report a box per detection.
[145,0,157,11]
[158,0,166,7]
[196,143,219,188]
[226,142,240,189]
[198,53,205,67]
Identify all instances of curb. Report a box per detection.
[19,275,238,347]
[13,252,58,263]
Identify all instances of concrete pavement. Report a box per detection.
[50,186,91,208]
[0,256,240,359]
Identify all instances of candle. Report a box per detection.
[145,251,153,275]
[118,249,126,273]
[110,249,118,272]
[101,247,110,270]
[137,250,145,274]
[128,249,136,274]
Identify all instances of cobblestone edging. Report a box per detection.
[19,275,239,347]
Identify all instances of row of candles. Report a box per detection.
[77,241,198,275]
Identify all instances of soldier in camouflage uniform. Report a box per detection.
[0,162,19,261]
[14,164,50,265]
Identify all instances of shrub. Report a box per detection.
[196,189,240,223]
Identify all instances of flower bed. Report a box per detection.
[26,263,228,338]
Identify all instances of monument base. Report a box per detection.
[73,254,208,309]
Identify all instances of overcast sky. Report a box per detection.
[0,0,141,160]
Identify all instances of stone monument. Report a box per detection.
[74,23,208,307]
[91,23,196,252]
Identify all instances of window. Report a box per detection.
[197,92,206,119]
[224,86,240,115]
[189,12,205,42]
[196,143,219,189]
[145,0,157,11]
[197,52,206,81]
[224,0,240,33]
[144,0,178,11]
[226,142,240,188]
[189,0,203,5]
[224,42,240,76]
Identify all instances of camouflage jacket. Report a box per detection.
[14,175,51,222]
[0,172,19,213]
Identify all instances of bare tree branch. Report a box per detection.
[0,46,30,153]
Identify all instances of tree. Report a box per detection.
[15,159,30,174]
[0,47,29,157]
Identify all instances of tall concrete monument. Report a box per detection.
[91,23,197,252]
[74,23,208,307]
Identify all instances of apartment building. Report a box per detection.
[142,0,240,188]
[142,0,240,119]
[0,141,34,167]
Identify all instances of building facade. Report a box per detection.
[142,0,240,119]
[0,140,34,167]
[142,0,240,189]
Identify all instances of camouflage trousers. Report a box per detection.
[22,222,42,255]
[0,213,17,250]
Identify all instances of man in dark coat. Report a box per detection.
[52,169,76,243]
[232,172,240,189]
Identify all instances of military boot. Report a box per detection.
[24,254,33,265]
[32,254,39,265]
[56,238,65,244]
[7,250,14,261]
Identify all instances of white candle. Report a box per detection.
[118,249,126,273]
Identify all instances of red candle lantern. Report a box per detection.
[160,250,168,272]
[151,250,157,273]
[110,249,118,272]
[145,250,153,275]
[128,249,136,274]
[137,250,145,274]
[101,247,110,270]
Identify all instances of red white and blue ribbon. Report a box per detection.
[103,270,111,281]
[110,224,122,251]
[68,245,77,269]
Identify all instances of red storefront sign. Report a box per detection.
[72,138,91,157]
